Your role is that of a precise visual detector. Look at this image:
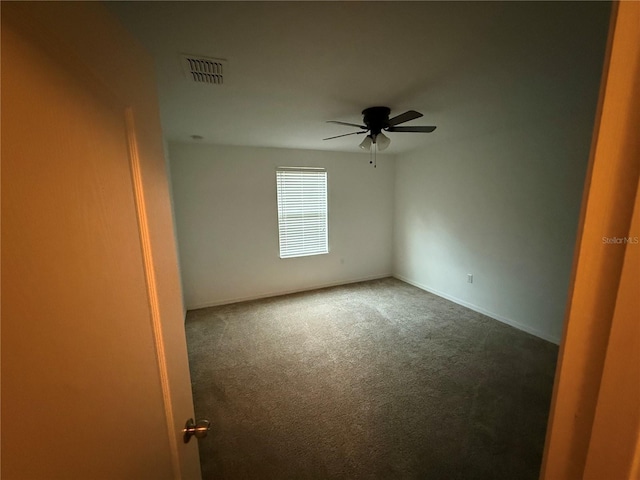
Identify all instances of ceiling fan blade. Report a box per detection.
[323,131,368,140]
[326,120,367,129]
[387,126,436,133]
[387,110,423,126]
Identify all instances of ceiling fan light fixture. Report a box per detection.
[359,135,373,151]
[376,132,391,151]
[325,107,436,158]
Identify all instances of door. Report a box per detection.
[1,3,200,479]
[540,1,640,478]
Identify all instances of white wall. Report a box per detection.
[392,10,609,343]
[393,132,590,344]
[169,143,394,309]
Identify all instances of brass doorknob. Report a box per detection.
[183,418,211,443]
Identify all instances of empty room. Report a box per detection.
[3,1,638,479]
[111,1,610,477]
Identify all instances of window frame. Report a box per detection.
[275,167,329,259]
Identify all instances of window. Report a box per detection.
[276,167,328,258]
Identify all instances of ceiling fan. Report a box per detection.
[324,106,436,151]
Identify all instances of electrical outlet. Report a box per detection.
[467,274,473,283]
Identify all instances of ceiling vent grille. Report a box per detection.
[181,54,226,85]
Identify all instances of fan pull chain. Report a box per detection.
[369,142,377,168]
[374,143,377,168]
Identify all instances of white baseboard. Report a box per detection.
[393,274,560,345]
[187,273,393,310]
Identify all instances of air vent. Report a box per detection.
[181,54,226,85]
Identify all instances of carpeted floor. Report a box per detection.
[185,277,558,479]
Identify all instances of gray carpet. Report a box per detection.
[185,277,557,479]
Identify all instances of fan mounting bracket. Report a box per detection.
[362,106,391,136]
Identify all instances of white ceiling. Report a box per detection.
[108,1,610,154]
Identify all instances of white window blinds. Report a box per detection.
[276,168,328,259]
